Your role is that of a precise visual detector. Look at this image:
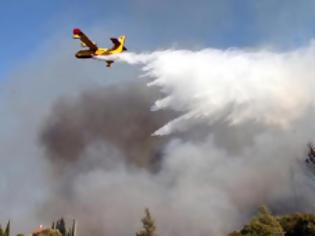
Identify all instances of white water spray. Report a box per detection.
[96,45,315,136]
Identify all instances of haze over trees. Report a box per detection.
[229,206,315,236]
[136,208,157,236]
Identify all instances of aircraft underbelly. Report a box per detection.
[75,50,94,58]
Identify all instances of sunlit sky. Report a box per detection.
[2,0,315,80]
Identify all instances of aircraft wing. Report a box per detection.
[73,28,98,51]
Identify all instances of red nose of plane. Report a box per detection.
[73,28,81,35]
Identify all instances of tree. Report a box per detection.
[51,218,76,236]
[305,143,315,164]
[33,229,62,236]
[0,221,10,236]
[277,213,315,236]
[229,206,284,236]
[4,221,10,236]
[55,219,66,236]
[136,208,157,236]
[228,232,242,236]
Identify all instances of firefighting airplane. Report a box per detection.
[72,28,127,67]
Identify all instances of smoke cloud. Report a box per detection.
[3,40,315,236]
[85,45,315,235]
[40,82,173,169]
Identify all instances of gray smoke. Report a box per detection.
[38,47,315,236]
[40,82,173,169]
[1,36,315,236]
[37,81,176,235]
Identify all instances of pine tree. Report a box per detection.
[136,208,157,236]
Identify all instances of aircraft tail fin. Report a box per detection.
[119,35,126,51]
[110,35,127,53]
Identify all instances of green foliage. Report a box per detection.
[228,206,315,236]
[33,228,62,236]
[277,213,315,236]
[1,206,315,236]
[228,232,242,236]
[229,206,284,236]
[0,225,4,236]
[136,208,157,236]
[0,219,75,236]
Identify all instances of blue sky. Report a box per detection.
[2,0,315,80]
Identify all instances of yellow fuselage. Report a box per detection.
[76,47,123,59]
[95,48,109,55]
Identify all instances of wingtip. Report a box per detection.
[73,28,82,35]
